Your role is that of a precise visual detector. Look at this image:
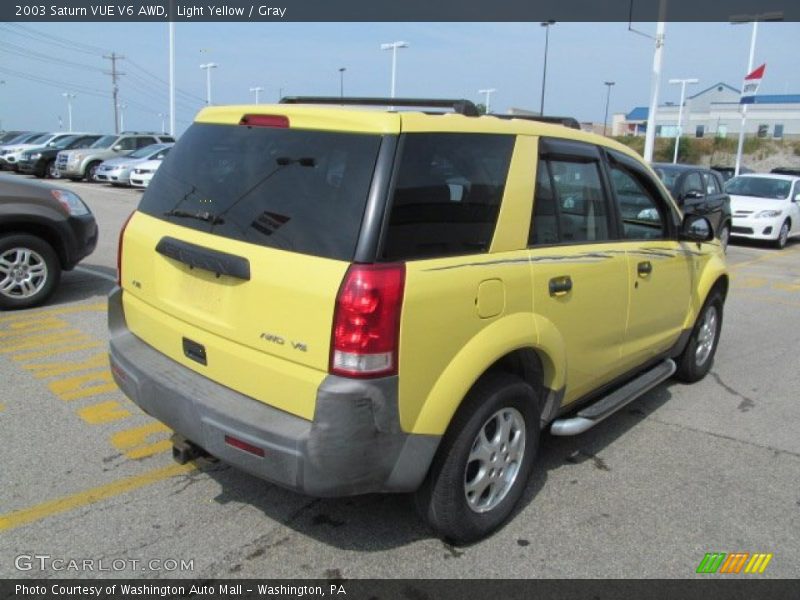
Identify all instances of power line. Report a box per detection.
[5,23,109,55]
[0,40,105,73]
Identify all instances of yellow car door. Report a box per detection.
[528,139,630,404]
[605,150,692,366]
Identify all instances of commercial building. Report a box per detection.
[613,82,800,140]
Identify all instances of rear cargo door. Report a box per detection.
[120,122,384,418]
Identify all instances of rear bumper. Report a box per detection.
[107,287,439,496]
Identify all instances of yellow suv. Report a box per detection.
[109,98,727,544]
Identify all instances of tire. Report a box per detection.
[773,220,790,250]
[46,160,60,179]
[414,372,540,545]
[69,177,82,182]
[85,161,101,182]
[674,291,723,383]
[0,234,61,310]
[718,224,730,253]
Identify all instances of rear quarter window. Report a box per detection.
[138,123,382,261]
[380,133,514,261]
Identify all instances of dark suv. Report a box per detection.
[652,163,732,250]
[18,134,103,179]
[0,175,97,309]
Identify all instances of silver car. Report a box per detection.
[94,143,173,186]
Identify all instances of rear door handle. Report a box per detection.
[638,261,652,276]
[549,276,573,297]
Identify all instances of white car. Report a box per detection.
[725,173,800,249]
[0,132,94,170]
[129,159,163,188]
[95,143,172,186]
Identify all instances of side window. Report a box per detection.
[136,137,158,149]
[116,137,137,151]
[682,172,704,197]
[381,133,514,261]
[529,161,559,245]
[548,159,609,242]
[704,173,721,195]
[609,165,667,240]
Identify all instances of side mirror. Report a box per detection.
[683,190,704,200]
[113,144,123,152]
[680,214,714,243]
[794,193,800,203]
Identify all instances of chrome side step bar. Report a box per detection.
[550,359,676,436]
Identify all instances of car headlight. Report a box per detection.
[755,210,781,218]
[30,152,42,159]
[51,189,91,217]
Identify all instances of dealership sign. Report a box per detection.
[740,64,766,104]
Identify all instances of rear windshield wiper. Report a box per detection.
[163,209,225,225]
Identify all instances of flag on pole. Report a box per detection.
[740,64,766,104]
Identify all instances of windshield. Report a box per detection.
[724,176,791,200]
[653,167,681,192]
[27,134,52,145]
[52,135,81,149]
[128,145,163,159]
[90,135,117,149]
[138,123,382,261]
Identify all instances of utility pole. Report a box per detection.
[478,88,496,114]
[249,86,263,103]
[62,92,76,132]
[668,78,699,163]
[103,52,125,134]
[540,21,555,115]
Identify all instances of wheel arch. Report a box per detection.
[0,221,69,268]
[407,313,566,435]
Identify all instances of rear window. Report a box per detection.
[138,123,382,261]
[380,133,514,261]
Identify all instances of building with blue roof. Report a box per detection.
[612,82,800,139]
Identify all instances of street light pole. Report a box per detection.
[339,67,346,99]
[602,81,615,136]
[734,22,757,177]
[668,78,699,163]
[539,21,555,115]
[380,41,409,99]
[200,62,217,105]
[62,92,76,132]
[249,86,263,103]
[478,88,496,114]
[158,112,166,133]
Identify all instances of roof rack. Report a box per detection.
[490,114,581,130]
[279,96,480,117]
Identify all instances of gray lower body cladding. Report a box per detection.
[107,287,440,496]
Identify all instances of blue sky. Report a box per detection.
[1,21,798,134]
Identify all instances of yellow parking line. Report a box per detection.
[730,244,800,270]
[0,302,106,322]
[0,462,196,533]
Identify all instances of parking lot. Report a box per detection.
[1,177,799,579]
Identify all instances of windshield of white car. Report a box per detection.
[724,176,790,200]
[128,144,164,159]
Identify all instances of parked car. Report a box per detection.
[0,132,47,169]
[0,132,93,172]
[17,134,104,179]
[0,174,97,309]
[56,132,175,182]
[651,163,732,250]
[109,97,727,544]
[129,158,166,188]
[95,143,173,186]
[711,165,754,182]
[725,173,800,249]
[770,167,800,177]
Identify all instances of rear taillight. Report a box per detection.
[116,211,135,286]
[330,263,405,378]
